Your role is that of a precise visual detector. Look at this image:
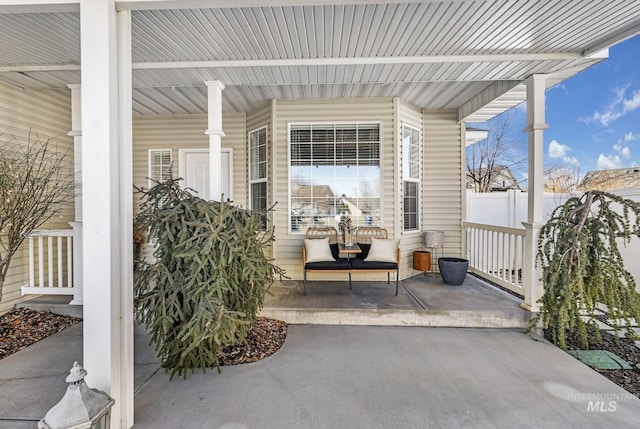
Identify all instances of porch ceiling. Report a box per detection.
[0,0,639,120]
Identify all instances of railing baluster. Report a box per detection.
[38,237,44,288]
[48,237,54,287]
[28,237,35,287]
[67,235,73,288]
[58,236,63,288]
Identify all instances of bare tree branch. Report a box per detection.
[0,133,75,302]
[466,110,527,193]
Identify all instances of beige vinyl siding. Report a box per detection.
[272,98,395,280]
[423,110,464,259]
[133,114,207,199]
[132,113,246,204]
[223,113,248,206]
[0,83,73,313]
[398,99,425,276]
[132,113,247,258]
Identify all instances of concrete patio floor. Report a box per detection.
[2,322,640,428]
[262,274,530,328]
[3,275,640,428]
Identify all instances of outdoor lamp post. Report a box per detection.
[39,362,115,429]
[424,230,444,272]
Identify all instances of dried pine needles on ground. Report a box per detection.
[220,317,288,366]
[0,308,80,359]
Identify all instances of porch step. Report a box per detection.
[259,307,530,329]
[15,295,82,319]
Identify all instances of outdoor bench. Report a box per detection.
[302,227,400,295]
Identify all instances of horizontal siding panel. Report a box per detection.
[0,83,73,313]
[423,109,463,259]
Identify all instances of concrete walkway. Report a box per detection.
[2,322,640,428]
[3,276,639,428]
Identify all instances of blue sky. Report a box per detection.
[485,34,640,178]
[544,34,640,174]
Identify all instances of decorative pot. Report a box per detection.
[438,257,469,286]
[413,250,431,272]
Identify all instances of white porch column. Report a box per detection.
[205,80,225,201]
[67,83,83,306]
[522,74,548,312]
[80,2,134,428]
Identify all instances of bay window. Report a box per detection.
[289,123,381,232]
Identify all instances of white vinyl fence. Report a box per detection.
[465,189,640,290]
[466,189,576,227]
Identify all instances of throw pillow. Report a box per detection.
[365,237,399,263]
[304,238,335,263]
[356,242,371,259]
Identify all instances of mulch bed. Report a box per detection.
[545,323,640,397]
[220,317,288,366]
[0,308,81,359]
[0,308,287,367]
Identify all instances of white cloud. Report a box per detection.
[623,90,640,111]
[563,156,579,166]
[624,132,640,142]
[583,87,640,126]
[613,142,631,159]
[548,140,569,158]
[597,154,622,170]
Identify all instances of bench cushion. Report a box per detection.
[350,259,397,270]
[305,259,352,270]
[365,238,399,263]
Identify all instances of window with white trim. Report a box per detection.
[148,149,172,187]
[249,126,268,229]
[289,123,381,232]
[402,124,420,231]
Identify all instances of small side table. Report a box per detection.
[339,243,362,260]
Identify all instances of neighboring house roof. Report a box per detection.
[578,167,640,191]
[466,166,523,192]
[293,184,335,200]
[0,1,638,121]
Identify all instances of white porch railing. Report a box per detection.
[21,229,74,296]
[464,222,525,297]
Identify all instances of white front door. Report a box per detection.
[179,148,233,201]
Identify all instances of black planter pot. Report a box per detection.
[438,257,469,286]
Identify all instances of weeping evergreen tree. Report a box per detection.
[134,177,284,378]
[533,190,640,350]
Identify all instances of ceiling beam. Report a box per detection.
[132,53,587,70]
[0,64,80,72]
[0,0,78,13]
[0,50,589,74]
